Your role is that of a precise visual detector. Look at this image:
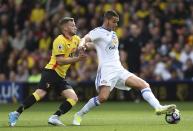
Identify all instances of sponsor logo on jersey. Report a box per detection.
[101,80,107,84]
[112,35,118,45]
[109,45,116,50]
[58,44,64,50]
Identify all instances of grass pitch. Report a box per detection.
[0,101,193,131]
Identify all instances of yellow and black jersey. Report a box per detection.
[45,34,80,78]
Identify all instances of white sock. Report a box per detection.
[77,96,100,117]
[141,88,162,109]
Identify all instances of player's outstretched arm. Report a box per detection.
[56,54,86,65]
[79,34,92,50]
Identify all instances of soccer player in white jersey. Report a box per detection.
[73,10,176,125]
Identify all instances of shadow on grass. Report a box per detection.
[0,123,171,128]
[0,124,66,128]
[67,123,169,127]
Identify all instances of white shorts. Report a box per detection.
[95,65,134,92]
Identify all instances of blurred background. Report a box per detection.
[0,0,193,103]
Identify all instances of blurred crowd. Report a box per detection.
[0,0,193,83]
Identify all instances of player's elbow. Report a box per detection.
[57,61,65,65]
[56,57,67,65]
[84,34,92,42]
[85,42,95,50]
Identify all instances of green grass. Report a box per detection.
[0,101,193,131]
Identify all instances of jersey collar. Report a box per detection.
[100,26,112,32]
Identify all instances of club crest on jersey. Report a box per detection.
[58,44,64,50]
[112,36,118,45]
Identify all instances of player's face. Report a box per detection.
[108,16,119,30]
[66,21,77,35]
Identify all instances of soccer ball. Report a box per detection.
[165,109,180,124]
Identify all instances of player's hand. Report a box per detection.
[78,45,86,52]
[78,54,87,61]
[78,49,87,61]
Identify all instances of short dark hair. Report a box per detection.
[59,17,74,25]
[58,17,74,32]
[104,10,119,19]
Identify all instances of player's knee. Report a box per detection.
[136,81,150,90]
[72,96,78,103]
[144,82,150,88]
[34,89,47,100]
[139,80,150,89]
[71,94,78,102]
[98,95,108,103]
[67,97,78,106]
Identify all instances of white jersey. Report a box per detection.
[88,27,121,67]
[88,27,134,92]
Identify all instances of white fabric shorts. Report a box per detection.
[95,65,134,92]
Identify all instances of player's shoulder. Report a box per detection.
[90,27,107,35]
[112,31,116,34]
[52,35,66,49]
[112,31,117,36]
[73,35,81,41]
[91,27,103,32]
[54,35,64,42]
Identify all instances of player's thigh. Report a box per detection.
[98,85,111,102]
[61,89,78,101]
[125,75,150,90]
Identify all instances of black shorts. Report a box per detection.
[38,69,72,92]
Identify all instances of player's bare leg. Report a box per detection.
[125,75,176,115]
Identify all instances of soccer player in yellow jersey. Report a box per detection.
[8,17,86,127]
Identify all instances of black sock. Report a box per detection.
[54,100,72,116]
[16,95,37,114]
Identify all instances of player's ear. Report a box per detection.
[106,19,109,27]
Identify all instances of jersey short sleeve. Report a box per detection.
[88,28,101,42]
[52,37,67,56]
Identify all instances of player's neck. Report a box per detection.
[62,33,72,40]
[101,24,111,32]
